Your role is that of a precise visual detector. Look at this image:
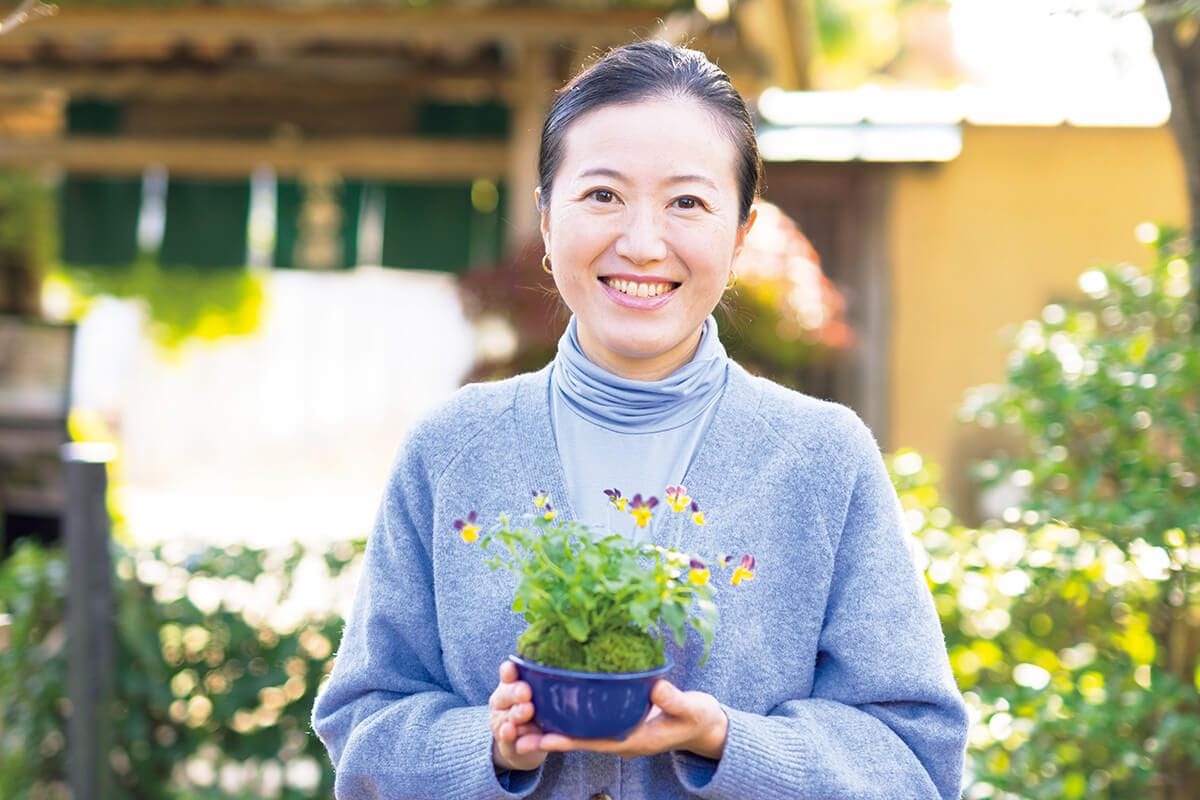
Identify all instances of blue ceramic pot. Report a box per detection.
[510,654,674,740]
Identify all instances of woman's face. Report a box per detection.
[538,96,756,381]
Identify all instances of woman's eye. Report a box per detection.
[589,189,616,203]
[674,196,703,210]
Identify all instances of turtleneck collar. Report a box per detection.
[550,314,729,434]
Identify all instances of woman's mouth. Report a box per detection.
[599,277,680,298]
[598,276,681,310]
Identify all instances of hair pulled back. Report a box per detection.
[537,40,763,226]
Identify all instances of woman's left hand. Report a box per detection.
[537,680,728,760]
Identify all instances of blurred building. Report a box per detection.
[0,0,811,545]
[0,1,1189,536]
[755,81,1186,516]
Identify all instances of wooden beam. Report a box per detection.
[0,66,518,103]
[0,6,673,48]
[0,136,510,179]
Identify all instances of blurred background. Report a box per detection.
[0,0,1197,797]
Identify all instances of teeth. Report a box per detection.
[604,278,673,298]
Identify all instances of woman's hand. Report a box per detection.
[539,680,728,760]
[489,660,548,772]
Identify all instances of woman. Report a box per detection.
[313,40,968,799]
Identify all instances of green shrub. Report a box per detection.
[58,260,265,351]
[0,541,69,797]
[896,226,1199,799]
[0,537,363,799]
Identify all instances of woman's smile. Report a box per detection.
[538,96,754,381]
[599,276,679,299]
[598,275,682,310]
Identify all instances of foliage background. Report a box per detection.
[1,231,1198,797]
[899,228,1200,799]
[0,538,362,799]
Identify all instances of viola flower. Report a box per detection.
[731,554,756,586]
[690,500,706,527]
[716,552,735,569]
[688,557,710,586]
[453,511,480,544]
[531,490,550,510]
[665,485,691,512]
[629,494,659,528]
[603,488,628,512]
[542,501,557,522]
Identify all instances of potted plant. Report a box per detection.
[456,486,755,739]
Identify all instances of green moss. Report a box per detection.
[582,627,663,672]
[518,622,664,673]
[518,621,586,670]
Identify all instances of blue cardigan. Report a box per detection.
[312,362,969,799]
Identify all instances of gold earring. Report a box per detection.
[542,254,553,275]
[725,271,738,290]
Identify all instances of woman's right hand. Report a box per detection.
[489,660,547,772]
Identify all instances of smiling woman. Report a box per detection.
[537,97,751,381]
[312,40,968,800]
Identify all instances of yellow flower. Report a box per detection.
[730,554,756,586]
[603,488,628,512]
[688,558,710,586]
[665,485,691,512]
[531,490,549,509]
[690,500,705,526]
[542,504,557,522]
[454,512,480,544]
[629,494,658,528]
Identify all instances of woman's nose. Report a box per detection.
[614,207,668,265]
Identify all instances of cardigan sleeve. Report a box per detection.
[672,420,968,799]
[311,437,544,800]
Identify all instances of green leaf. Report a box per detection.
[564,615,590,643]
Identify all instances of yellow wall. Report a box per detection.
[888,124,1188,515]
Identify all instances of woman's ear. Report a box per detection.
[536,187,551,252]
[732,205,758,259]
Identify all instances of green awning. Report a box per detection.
[59,176,141,267]
[380,180,506,273]
[417,100,509,138]
[59,100,139,267]
[274,178,364,269]
[66,99,123,135]
[160,178,250,269]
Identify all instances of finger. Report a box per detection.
[514,730,549,754]
[506,681,531,709]
[509,701,534,724]
[513,722,541,738]
[490,681,530,711]
[538,732,627,753]
[536,732,578,752]
[650,680,687,716]
[499,659,518,683]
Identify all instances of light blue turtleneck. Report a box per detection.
[549,314,729,541]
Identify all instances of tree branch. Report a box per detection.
[0,0,57,37]
[1146,1,1200,299]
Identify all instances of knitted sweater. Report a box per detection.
[312,362,969,799]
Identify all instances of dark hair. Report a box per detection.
[537,40,762,226]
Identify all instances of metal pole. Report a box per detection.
[62,442,117,800]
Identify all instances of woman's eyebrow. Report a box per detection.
[577,167,718,191]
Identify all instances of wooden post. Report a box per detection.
[62,442,117,800]
[505,40,553,254]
